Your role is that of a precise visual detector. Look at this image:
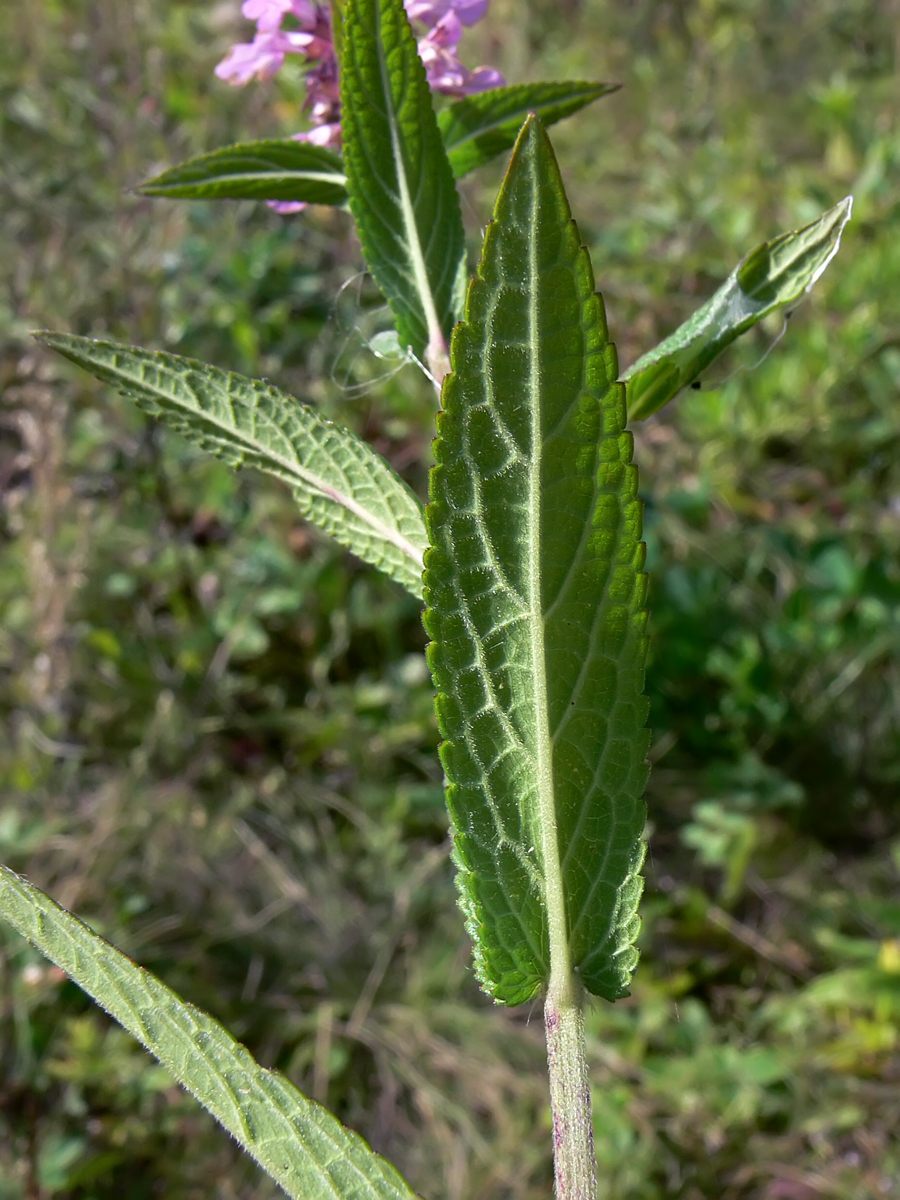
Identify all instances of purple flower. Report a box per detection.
[267,199,310,213]
[242,0,312,31]
[215,0,503,201]
[215,31,296,84]
[294,121,342,148]
[415,9,501,96]
[406,0,488,27]
[466,64,504,89]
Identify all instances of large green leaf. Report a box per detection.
[624,196,853,420]
[439,81,618,179]
[137,140,348,206]
[340,0,465,373]
[423,116,649,1006]
[0,866,416,1200]
[35,334,427,598]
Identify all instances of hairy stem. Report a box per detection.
[545,975,596,1200]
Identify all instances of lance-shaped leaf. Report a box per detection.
[624,196,853,420]
[137,140,348,206]
[424,116,649,1006]
[438,81,618,180]
[35,334,427,598]
[341,0,466,370]
[0,866,416,1200]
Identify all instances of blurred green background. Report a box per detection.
[1,1,899,1197]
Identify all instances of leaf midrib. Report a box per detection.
[523,152,571,993]
[372,0,445,359]
[110,355,425,570]
[147,169,348,188]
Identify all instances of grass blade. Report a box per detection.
[137,140,348,205]
[424,116,649,1006]
[624,196,853,420]
[340,0,466,375]
[438,81,618,179]
[0,866,416,1200]
[35,334,427,598]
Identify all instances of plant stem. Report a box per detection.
[544,974,596,1200]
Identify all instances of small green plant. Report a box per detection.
[1,0,850,1193]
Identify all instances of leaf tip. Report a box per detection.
[803,193,854,295]
[31,329,68,353]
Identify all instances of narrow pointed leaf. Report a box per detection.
[341,0,466,364]
[439,81,618,179]
[0,866,416,1200]
[35,334,427,598]
[424,116,649,1006]
[624,196,853,420]
[138,140,348,205]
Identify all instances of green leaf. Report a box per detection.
[439,81,618,179]
[423,116,649,1006]
[0,866,416,1200]
[137,140,348,205]
[330,0,345,62]
[624,196,853,420]
[35,334,427,599]
[340,0,466,373]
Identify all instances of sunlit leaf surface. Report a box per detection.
[425,117,649,1005]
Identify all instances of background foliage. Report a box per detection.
[1,1,898,1197]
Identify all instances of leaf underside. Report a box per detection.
[0,867,416,1200]
[424,117,649,1006]
[340,0,466,359]
[624,196,853,420]
[34,334,427,599]
[137,140,349,205]
[438,81,618,179]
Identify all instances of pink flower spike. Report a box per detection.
[404,0,487,29]
[418,23,504,97]
[216,0,502,150]
[288,0,320,26]
[449,0,489,25]
[466,65,504,91]
[426,10,463,47]
[214,31,293,85]
[404,0,451,26]
[267,199,308,213]
[242,0,295,31]
[294,121,342,148]
[283,30,330,58]
[419,45,468,93]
